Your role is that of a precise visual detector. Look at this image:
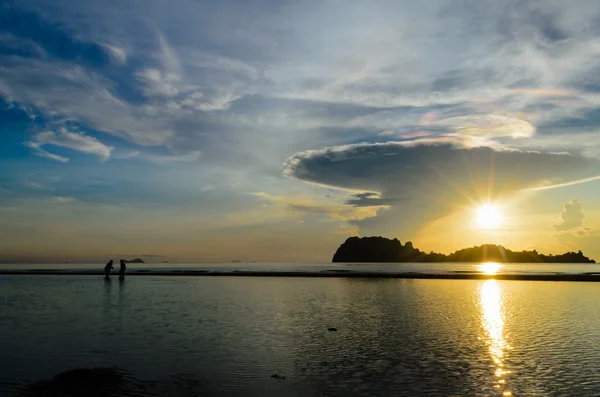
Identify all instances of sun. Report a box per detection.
[475,203,503,229]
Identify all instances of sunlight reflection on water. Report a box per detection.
[479,262,502,275]
[480,280,511,395]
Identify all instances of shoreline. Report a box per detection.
[2,270,600,281]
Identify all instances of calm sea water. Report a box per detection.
[2,274,600,396]
[3,261,600,275]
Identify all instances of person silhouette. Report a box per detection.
[119,259,127,279]
[104,260,114,279]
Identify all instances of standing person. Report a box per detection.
[119,259,127,279]
[104,260,114,279]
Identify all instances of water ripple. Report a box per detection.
[2,276,600,396]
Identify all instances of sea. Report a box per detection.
[2,262,600,396]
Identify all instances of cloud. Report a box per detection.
[527,174,600,191]
[285,140,599,197]
[5,0,600,171]
[114,150,140,160]
[251,192,385,222]
[0,6,113,67]
[23,180,54,191]
[378,130,394,137]
[285,140,600,235]
[5,1,600,261]
[555,199,585,231]
[136,68,181,97]
[25,127,114,161]
[107,254,168,261]
[431,114,536,140]
[25,142,70,163]
[509,88,578,98]
[52,196,75,204]
[573,228,592,237]
[144,151,202,163]
[397,131,430,139]
[101,44,127,64]
[344,192,408,207]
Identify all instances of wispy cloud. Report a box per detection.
[101,43,127,64]
[25,142,70,163]
[23,180,54,191]
[144,151,202,163]
[251,192,385,222]
[4,0,600,166]
[25,127,113,162]
[52,196,75,204]
[397,131,430,140]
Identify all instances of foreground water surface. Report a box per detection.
[2,275,600,396]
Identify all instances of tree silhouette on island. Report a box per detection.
[332,236,595,263]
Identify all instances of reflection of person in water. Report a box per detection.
[119,260,126,279]
[104,260,114,278]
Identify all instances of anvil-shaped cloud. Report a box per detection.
[285,141,599,197]
[284,140,600,235]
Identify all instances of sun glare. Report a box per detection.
[475,203,503,229]
[479,262,502,275]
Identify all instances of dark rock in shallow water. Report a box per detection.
[55,368,123,386]
[327,327,337,332]
[16,367,128,396]
[16,367,206,397]
[270,374,286,380]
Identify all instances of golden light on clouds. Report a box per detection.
[412,194,540,256]
[420,114,536,139]
[251,192,386,222]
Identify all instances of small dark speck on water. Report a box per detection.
[270,374,286,380]
[327,327,337,332]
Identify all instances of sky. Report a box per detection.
[2,0,600,263]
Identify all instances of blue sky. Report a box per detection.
[2,0,600,262]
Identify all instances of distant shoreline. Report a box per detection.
[2,270,600,282]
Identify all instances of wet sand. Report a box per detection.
[2,269,600,281]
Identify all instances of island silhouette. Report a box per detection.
[124,258,144,264]
[332,236,596,263]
